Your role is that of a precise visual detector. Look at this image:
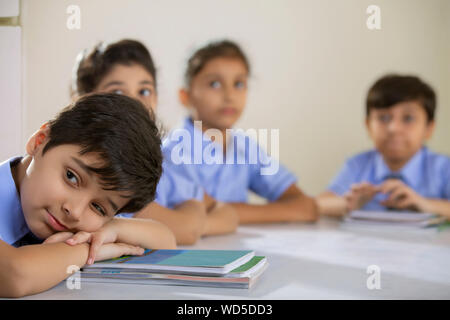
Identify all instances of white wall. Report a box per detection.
[0,0,21,161]
[0,26,21,161]
[0,0,19,16]
[19,0,450,195]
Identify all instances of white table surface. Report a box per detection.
[15,217,450,300]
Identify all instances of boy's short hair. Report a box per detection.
[43,93,163,214]
[72,39,157,96]
[185,39,250,87]
[366,74,436,122]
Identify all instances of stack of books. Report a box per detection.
[344,210,447,228]
[80,249,268,289]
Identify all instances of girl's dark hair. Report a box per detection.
[184,39,250,87]
[366,74,436,122]
[72,39,157,96]
[43,93,163,214]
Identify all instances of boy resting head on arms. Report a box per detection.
[0,93,176,298]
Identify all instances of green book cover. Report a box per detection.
[231,256,265,273]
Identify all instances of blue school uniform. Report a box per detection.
[327,147,450,211]
[0,157,31,246]
[154,158,204,208]
[161,117,297,202]
[117,158,204,218]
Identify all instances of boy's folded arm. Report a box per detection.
[202,201,239,236]
[316,191,349,217]
[110,216,177,249]
[0,240,89,298]
[231,184,318,224]
[132,200,206,245]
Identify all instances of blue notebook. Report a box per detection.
[82,249,255,275]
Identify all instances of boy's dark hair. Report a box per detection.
[43,93,163,214]
[185,39,250,87]
[366,74,436,122]
[72,39,157,96]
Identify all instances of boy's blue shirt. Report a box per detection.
[161,117,298,203]
[0,157,31,246]
[328,147,450,211]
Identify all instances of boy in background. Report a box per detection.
[318,74,450,219]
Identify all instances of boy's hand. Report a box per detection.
[94,243,145,263]
[44,222,133,265]
[63,226,121,265]
[344,182,380,212]
[43,229,145,265]
[379,179,428,212]
[43,232,74,244]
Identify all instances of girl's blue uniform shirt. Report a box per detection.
[328,147,450,211]
[154,158,204,208]
[117,157,205,218]
[161,118,298,203]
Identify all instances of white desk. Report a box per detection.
[17,218,450,299]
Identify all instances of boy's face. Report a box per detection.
[366,100,435,167]
[95,63,157,112]
[182,57,248,131]
[19,129,130,240]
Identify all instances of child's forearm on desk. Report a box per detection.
[203,202,239,235]
[112,217,177,249]
[133,201,206,245]
[0,241,89,298]
[316,191,348,217]
[231,193,318,224]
